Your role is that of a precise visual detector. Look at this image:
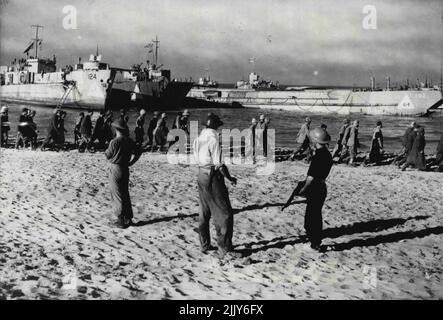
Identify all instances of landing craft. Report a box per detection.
[188,72,443,117]
[0,27,192,110]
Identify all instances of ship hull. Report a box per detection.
[0,83,107,110]
[110,80,193,109]
[188,88,443,116]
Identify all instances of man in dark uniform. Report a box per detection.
[435,132,443,172]
[193,113,240,259]
[297,127,333,251]
[15,108,29,149]
[78,110,94,152]
[74,112,85,145]
[147,111,159,146]
[1,106,10,147]
[134,109,147,147]
[91,110,106,149]
[40,108,62,150]
[395,121,416,167]
[255,114,269,157]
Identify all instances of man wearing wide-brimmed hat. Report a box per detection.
[296,127,333,251]
[193,113,240,258]
[105,118,142,228]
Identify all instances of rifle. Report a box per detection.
[281,180,306,211]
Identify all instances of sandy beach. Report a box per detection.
[0,148,442,299]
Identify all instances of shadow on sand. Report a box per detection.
[133,201,300,227]
[235,215,437,256]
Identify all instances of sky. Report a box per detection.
[0,0,442,86]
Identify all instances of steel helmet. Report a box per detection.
[310,127,331,144]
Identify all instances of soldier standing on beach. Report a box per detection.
[255,114,269,157]
[41,108,62,151]
[331,118,350,159]
[0,106,10,147]
[247,118,257,163]
[365,121,384,165]
[435,132,443,172]
[401,125,426,171]
[296,127,333,251]
[291,117,311,160]
[105,118,142,228]
[91,110,106,149]
[15,108,29,149]
[147,111,159,146]
[134,109,147,147]
[340,120,360,164]
[78,110,94,152]
[395,121,416,167]
[193,113,239,258]
[74,112,84,145]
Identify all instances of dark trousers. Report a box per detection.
[331,143,343,158]
[41,129,59,149]
[197,168,234,252]
[304,181,327,246]
[294,137,311,157]
[109,164,133,222]
[135,127,144,145]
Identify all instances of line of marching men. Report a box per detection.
[0,105,191,153]
[287,116,443,171]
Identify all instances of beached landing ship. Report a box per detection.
[188,72,443,116]
[0,27,192,110]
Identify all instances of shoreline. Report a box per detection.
[0,148,442,299]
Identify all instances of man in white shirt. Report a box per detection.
[193,113,239,258]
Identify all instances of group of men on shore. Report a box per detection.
[2,105,443,257]
[290,117,365,165]
[0,106,192,153]
[288,116,442,171]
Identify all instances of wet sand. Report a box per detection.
[0,148,442,299]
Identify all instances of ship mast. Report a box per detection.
[152,35,160,66]
[31,24,43,59]
[440,12,443,92]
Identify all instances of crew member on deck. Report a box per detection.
[297,127,333,251]
[193,113,239,259]
[105,118,142,229]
